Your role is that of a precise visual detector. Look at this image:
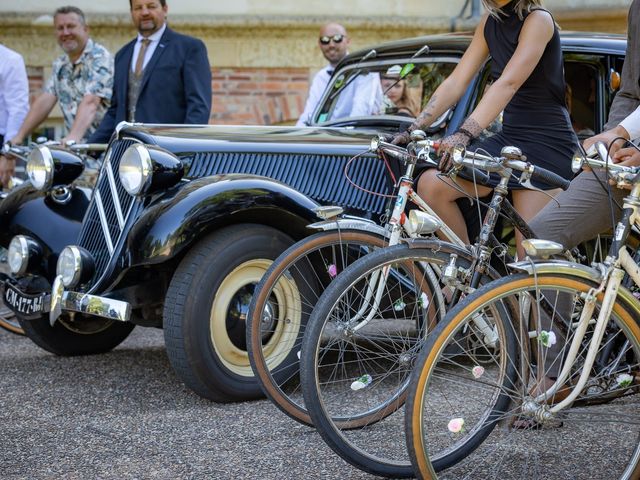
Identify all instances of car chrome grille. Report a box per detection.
[187,152,391,215]
[77,139,138,289]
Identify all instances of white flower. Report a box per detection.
[617,373,634,388]
[538,330,557,348]
[350,374,373,391]
[472,366,485,379]
[447,417,465,433]
[394,300,406,311]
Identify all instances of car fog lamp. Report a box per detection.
[26,146,54,190]
[56,246,94,288]
[119,144,152,195]
[7,236,30,275]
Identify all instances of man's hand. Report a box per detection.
[0,155,16,189]
[612,146,640,167]
[583,124,630,156]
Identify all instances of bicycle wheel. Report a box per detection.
[300,241,495,478]
[406,272,640,480]
[246,229,389,426]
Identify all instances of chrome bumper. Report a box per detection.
[50,275,131,325]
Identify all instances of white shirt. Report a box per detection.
[296,65,332,127]
[130,23,167,73]
[620,105,640,141]
[0,44,29,141]
[296,65,383,127]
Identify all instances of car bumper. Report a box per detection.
[2,275,131,323]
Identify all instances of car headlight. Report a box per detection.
[118,144,183,196]
[119,144,152,195]
[26,146,54,190]
[56,246,94,288]
[7,235,42,275]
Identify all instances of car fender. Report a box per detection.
[0,184,91,276]
[125,174,322,267]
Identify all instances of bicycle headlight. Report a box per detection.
[571,151,585,173]
[119,144,183,196]
[7,235,42,275]
[26,146,54,190]
[56,246,94,288]
[406,210,442,236]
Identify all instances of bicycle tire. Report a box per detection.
[246,229,390,426]
[300,241,496,478]
[406,272,640,480]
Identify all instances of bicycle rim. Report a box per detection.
[407,273,640,480]
[301,244,480,477]
[247,230,388,426]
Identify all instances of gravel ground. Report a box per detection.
[0,326,380,480]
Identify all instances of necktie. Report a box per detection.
[134,39,151,77]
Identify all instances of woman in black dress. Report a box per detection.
[394,0,578,251]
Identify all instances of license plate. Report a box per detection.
[3,283,46,316]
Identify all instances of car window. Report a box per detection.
[564,61,598,139]
[313,60,457,125]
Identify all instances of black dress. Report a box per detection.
[461,3,579,189]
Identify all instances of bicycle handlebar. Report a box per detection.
[451,147,571,191]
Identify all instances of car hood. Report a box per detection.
[116,123,381,157]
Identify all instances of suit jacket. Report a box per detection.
[605,0,640,130]
[90,27,212,143]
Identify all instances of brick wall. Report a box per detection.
[25,66,311,127]
[212,67,310,125]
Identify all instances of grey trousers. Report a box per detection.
[529,169,625,249]
[527,169,626,376]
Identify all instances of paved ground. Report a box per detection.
[0,326,379,480]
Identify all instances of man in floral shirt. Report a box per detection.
[9,6,113,146]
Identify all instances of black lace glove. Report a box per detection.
[438,118,483,173]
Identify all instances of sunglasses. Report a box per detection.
[319,34,345,45]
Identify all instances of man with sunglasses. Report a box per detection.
[296,23,381,126]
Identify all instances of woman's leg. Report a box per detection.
[512,188,561,258]
[417,169,492,245]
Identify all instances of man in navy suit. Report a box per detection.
[90,0,212,143]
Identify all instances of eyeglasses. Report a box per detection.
[319,34,345,45]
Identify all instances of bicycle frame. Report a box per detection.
[518,163,640,414]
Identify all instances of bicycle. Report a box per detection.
[405,149,640,479]
[297,143,572,477]
[245,131,475,420]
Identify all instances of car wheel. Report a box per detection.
[18,313,135,355]
[163,224,294,402]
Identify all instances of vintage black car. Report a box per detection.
[0,31,626,402]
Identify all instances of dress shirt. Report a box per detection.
[296,65,383,127]
[620,105,640,140]
[296,65,332,127]
[130,23,167,73]
[0,44,29,141]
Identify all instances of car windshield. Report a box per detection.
[312,59,458,125]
